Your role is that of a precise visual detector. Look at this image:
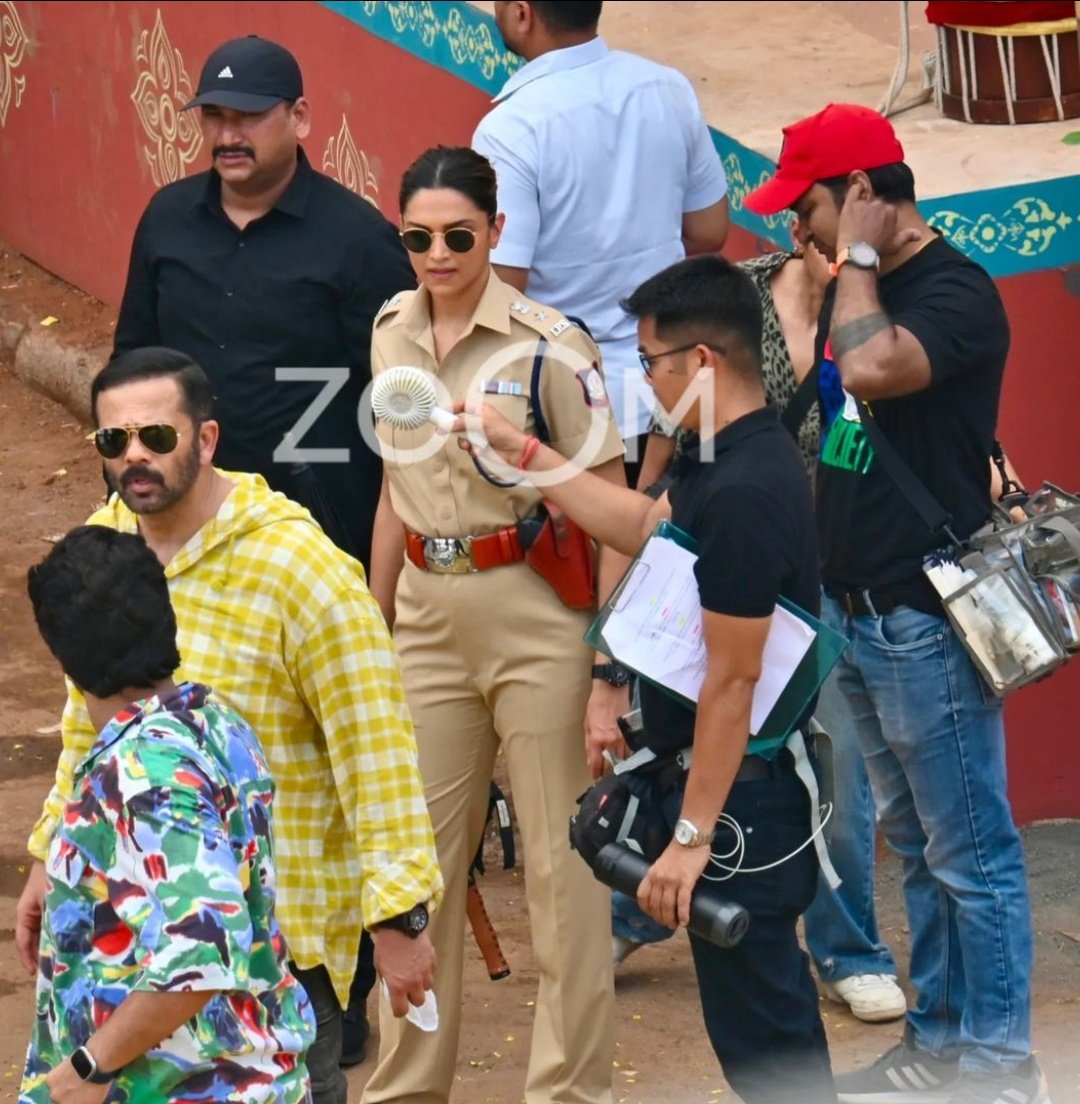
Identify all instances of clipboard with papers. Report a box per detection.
[585,521,848,751]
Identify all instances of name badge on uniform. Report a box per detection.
[576,365,609,408]
[481,380,525,396]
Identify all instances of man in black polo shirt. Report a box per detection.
[746,105,1044,1104]
[113,34,414,571]
[112,33,411,1089]
[465,255,835,1103]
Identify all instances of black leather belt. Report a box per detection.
[826,587,902,617]
[733,746,798,783]
[824,580,942,618]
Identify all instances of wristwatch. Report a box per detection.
[375,903,429,938]
[673,817,715,848]
[70,1045,117,1084]
[591,661,632,688]
[830,241,880,277]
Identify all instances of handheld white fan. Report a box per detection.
[371,365,457,433]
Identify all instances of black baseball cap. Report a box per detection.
[182,36,303,113]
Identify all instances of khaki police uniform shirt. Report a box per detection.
[372,271,625,537]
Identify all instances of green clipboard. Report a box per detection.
[586,520,849,754]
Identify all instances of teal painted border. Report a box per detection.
[324,0,1080,278]
[320,0,520,97]
[920,175,1079,279]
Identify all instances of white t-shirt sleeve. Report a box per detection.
[677,76,728,213]
[473,111,541,270]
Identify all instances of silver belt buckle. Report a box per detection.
[423,536,474,574]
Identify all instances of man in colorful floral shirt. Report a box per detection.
[20,524,314,1103]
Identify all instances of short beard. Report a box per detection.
[114,437,201,516]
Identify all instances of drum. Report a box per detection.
[930,2,1080,123]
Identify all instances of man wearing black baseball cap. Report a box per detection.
[183,35,304,113]
[110,34,416,1102]
[745,105,1046,1104]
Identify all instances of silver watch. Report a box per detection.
[846,241,880,270]
[673,817,714,848]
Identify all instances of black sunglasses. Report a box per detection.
[400,227,478,254]
[638,342,726,378]
[87,423,181,460]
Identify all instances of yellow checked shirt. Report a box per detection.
[28,472,443,1006]
[373,271,625,536]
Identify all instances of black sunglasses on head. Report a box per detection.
[400,227,478,254]
[87,423,181,460]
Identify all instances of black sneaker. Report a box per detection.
[836,1034,960,1103]
[946,1058,1052,1104]
[339,1005,370,1068]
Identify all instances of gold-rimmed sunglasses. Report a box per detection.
[86,423,181,460]
[399,227,478,254]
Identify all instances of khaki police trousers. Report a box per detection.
[362,561,615,1104]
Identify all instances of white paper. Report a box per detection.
[601,533,817,733]
[381,980,439,1032]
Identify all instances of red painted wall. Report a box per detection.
[1,5,1076,821]
[0,1,489,305]
[995,268,1080,824]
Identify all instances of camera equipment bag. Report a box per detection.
[858,402,1079,697]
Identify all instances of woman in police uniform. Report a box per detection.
[363,147,626,1104]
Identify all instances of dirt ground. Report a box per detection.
[0,250,1078,1103]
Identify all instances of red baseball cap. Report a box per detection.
[744,103,906,215]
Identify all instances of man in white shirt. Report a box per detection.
[474,0,730,485]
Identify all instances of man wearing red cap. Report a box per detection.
[746,105,1046,1104]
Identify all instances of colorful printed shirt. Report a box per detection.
[20,683,315,1103]
[29,472,443,1005]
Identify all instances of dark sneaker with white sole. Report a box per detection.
[946,1058,1052,1104]
[836,1033,960,1103]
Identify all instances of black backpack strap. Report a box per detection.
[780,363,819,441]
[857,401,960,546]
[530,336,551,445]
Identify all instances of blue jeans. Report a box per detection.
[803,671,897,981]
[821,596,1032,1074]
[612,886,674,944]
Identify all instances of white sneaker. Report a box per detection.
[823,973,907,1023]
[612,935,645,967]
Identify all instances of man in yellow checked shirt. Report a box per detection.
[14,346,443,1104]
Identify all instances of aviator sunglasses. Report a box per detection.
[87,423,181,460]
[400,227,478,254]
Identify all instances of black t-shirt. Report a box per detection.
[816,237,1008,594]
[639,407,820,755]
[113,148,416,567]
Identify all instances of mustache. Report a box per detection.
[213,145,256,160]
[121,466,164,487]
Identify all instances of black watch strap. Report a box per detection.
[375,902,429,938]
[591,661,631,687]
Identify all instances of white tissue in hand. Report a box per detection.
[381,979,439,1032]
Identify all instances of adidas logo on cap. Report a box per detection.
[218,66,233,78]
